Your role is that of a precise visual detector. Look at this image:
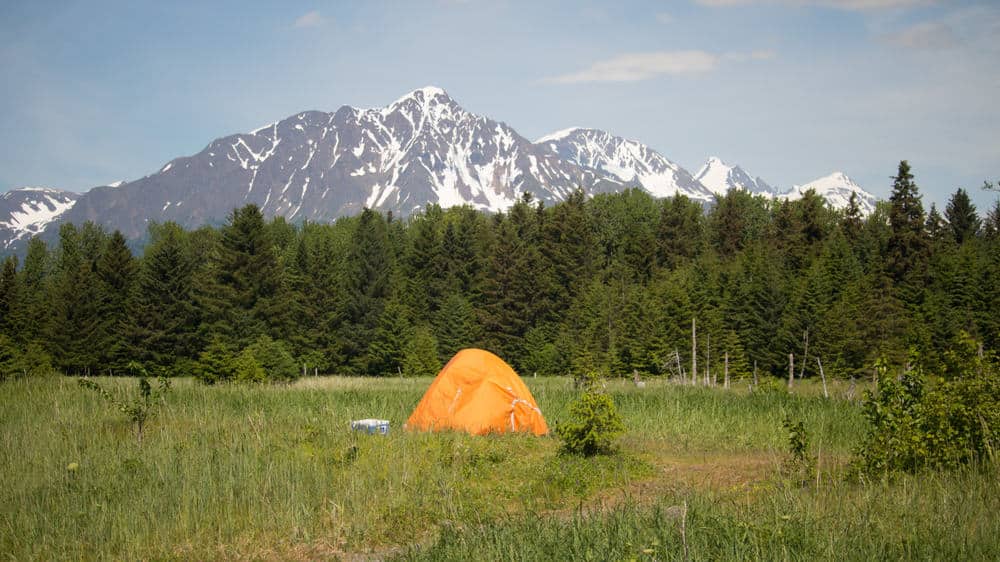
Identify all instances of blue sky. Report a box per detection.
[2,0,998,210]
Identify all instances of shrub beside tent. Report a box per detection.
[406,348,548,436]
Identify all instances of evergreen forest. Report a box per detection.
[1,161,998,384]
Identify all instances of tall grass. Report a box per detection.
[1,375,990,560]
[0,376,645,559]
[405,464,1000,561]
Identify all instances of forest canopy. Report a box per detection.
[1,162,998,383]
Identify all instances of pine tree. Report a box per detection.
[842,192,863,243]
[129,222,200,375]
[542,189,596,311]
[403,326,440,377]
[0,256,18,337]
[341,208,393,374]
[13,238,51,344]
[924,203,948,244]
[945,188,980,244]
[367,296,413,376]
[95,231,138,371]
[656,194,704,269]
[434,293,480,362]
[46,223,105,374]
[886,160,929,285]
[405,205,445,323]
[201,205,289,348]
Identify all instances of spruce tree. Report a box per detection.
[886,160,929,285]
[129,222,200,375]
[14,238,51,344]
[341,208,392,374]
[0,256,18,337]
[367,296,413,376]
[46,223,104,374]
[434,293,479,362]
[945,188,980,244]
[656,194,704,269]
[95,231,137,371]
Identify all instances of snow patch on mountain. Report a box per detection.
[537,128,712,200]
[0,187,79,248]
[783,172,876,215]
[694,156,776,197]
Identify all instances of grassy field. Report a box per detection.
[1,375,997,560]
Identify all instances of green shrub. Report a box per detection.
[556,372,625,456]
[246,335,298,382]
[782,416,815,483]
[194,335,298,384]
[855,338,1000,474]
[403,326,440,377]
[0,338,56,380]
[233,348,266,383]
[193,337,236,384]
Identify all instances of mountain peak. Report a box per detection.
[695,156,775,197]
[786,171,874,215]
[389,86,452,107]
[535,127,584,144]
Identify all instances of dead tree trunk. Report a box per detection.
[816,356,829,399]
[705,333,711,386]
[753,360,758,388]
[691,317,697,386]
[788,353,795,390]
[799,329,809,380]
[724,351,730,389]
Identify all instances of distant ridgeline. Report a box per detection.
[0,161,997,382]
[0,87,878,256]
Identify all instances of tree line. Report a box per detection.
[1,160,998,383]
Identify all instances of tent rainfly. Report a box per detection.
[405,349,548,436]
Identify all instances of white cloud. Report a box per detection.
[656,12,674,24]
[293,11,327,29]
[546,49,775,84]
[881,22,957,49]
[547,51,719,84]
[696,0,932,10]
[724,49,777,61]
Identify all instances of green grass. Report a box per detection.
[405,464,1000,561]
[0,375,995,561]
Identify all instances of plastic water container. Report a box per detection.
[350,419,390,435]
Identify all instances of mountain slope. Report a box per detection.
[0,187,80,249]
[56,87,622,241]
[782,172,876,215]
[1,86,881,253]
[694,156,776,197]
[536,128,712,200]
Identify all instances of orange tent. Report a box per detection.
[405,349,548,436]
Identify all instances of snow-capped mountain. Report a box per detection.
[694,156,777,197]
[0,86,881,253]
[537,128,713,200]
[0,187,80,249]
[782,172,876,215]
[49,87,621,243]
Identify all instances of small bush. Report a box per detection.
[855,338,1000,474]
[403,327,440,377]
[194,337,235,384]
[556,371,625,456]
[782,416,815,483]
[246,335,298,382]
[194,335,298,384]
[0,337,56,380]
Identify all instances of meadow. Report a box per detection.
[1,375,997,561]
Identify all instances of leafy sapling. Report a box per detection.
[78,362,171,445]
